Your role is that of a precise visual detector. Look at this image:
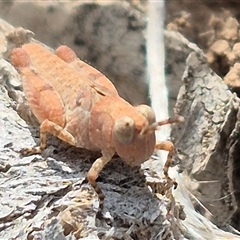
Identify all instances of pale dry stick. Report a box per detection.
[147,0,169,141]
[11,43,183,218]
[147,1,174,183]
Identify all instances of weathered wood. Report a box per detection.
[1,18,240,239]
[171,42,240,227]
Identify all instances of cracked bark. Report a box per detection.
[1,18,240,239]
[171,44,240,228]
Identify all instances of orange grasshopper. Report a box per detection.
[10,43,183,217]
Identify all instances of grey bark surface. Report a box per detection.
[0,20,186,240]
[171,40,240,227]
[1,16,240,240]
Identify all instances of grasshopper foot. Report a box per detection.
[96,210,104,220]
[96,209,113,227]
[20,146,42,156]
[173,180,178,189]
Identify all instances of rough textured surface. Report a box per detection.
[1,19,240,239]
[164,27,240,230]
[2,0,240,239]
[166,2,240,230]
[166,0,240,92]
[0,21,186,240]
[171,48,239,226]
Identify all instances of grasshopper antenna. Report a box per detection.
[140,116,184,136]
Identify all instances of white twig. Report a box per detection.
[147,0,169,142]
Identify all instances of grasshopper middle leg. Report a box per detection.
[21,119,76,155]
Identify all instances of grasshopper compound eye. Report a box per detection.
[135,104,156,124]
[113,116,135,144]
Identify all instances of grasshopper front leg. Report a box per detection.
[155,141,177,189]
[87,149,114,218]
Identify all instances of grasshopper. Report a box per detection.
[10,43,183,217]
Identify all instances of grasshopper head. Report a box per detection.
[113,105,156,166]
[112,105,184,166]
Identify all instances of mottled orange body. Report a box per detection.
[10,43,182,217]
